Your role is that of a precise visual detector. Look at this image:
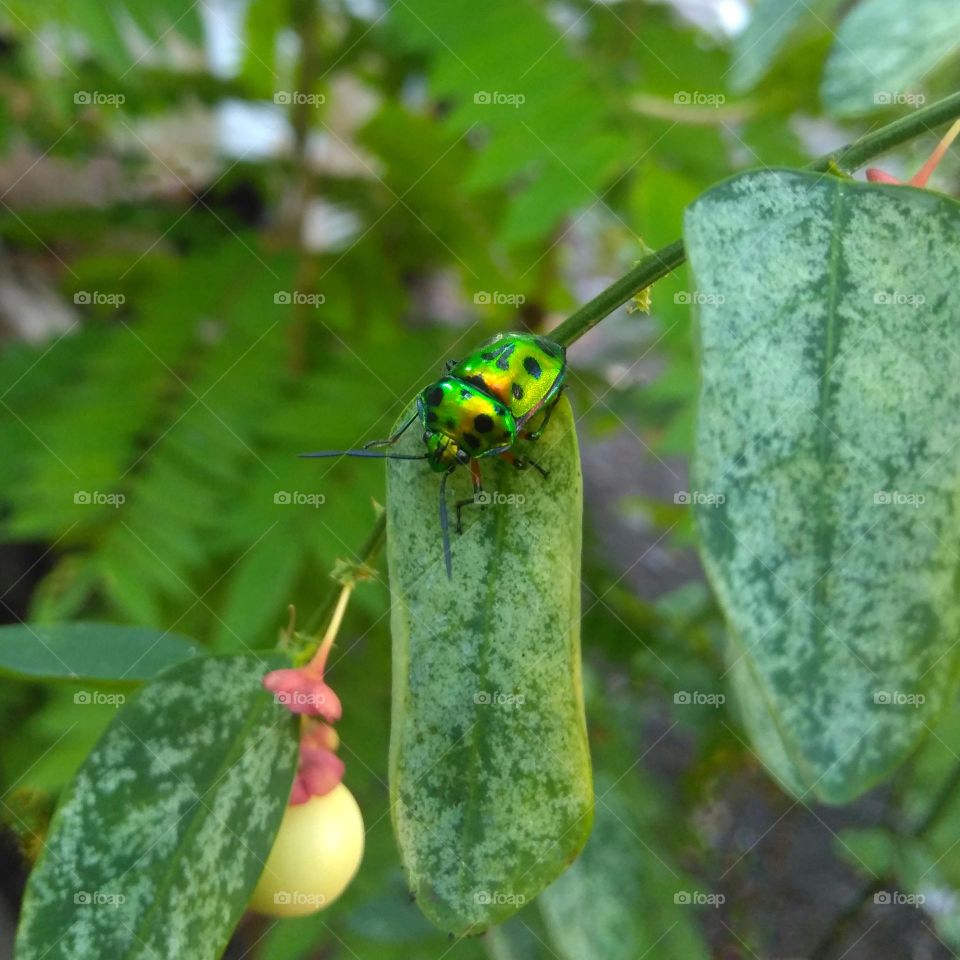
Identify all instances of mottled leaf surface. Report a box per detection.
[685,169,960,803]
[15,654,298,960]
[0,622,200,685]
[386,397,592,935]
[821,0,960,116]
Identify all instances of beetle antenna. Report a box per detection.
[299,450,431,461]
[439,469,453,579]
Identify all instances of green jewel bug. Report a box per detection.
[302,332,568,577]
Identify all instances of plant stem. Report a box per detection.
[552,90,960,348]
[813,92,960,174]
[303,90,960,634]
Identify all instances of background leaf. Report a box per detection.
[0,622,200,684]
[821,0,960,116]
[685,170,960,803]
[386,396,592,935]
[14,654,298,960]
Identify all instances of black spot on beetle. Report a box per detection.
[461,390,472,400]
[474,414,494,433]
[523,356,542,379]
[445,418,456,429]
[464,374,489,393]
[481,351,495,361]
[426,386,444,406]
[463,433,480,450]
[426,411,438,423]
[512,382,524,401]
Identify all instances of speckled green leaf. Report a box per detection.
[14,654,298,960]
[821,0,960,116]
[685,169,960,803]
[0,622,200,685]
[386,396,592,935]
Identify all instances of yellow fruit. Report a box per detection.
[249,783,364,918]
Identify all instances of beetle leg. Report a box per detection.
[455,460,485,534]
[362,410,418,449]
[500,451,549,479]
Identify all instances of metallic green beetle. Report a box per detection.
[302,332,567,576]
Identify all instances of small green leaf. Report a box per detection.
[0,622,200,685]
[730,0,841,92]
[821,0,960,116]
[386,396,592,935]
[685,169,960,803]
[14,654,298,960]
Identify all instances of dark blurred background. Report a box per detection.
[1,1,959,957]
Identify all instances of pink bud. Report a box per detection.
[299,747,345,797]
[264,668,342,720]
